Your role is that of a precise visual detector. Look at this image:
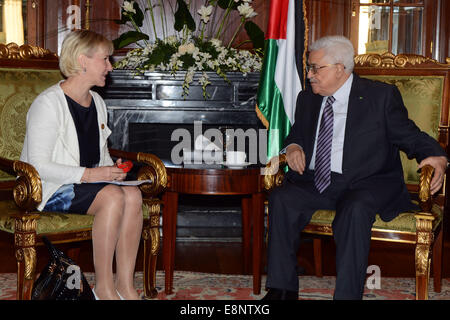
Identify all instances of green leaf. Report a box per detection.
[179,54,196,69]
[112,31,149,49]
[132,1,145,27]
[217,0,239,10]
[244,21,265,51]
[174,0,196,32]
[145,41,178,67]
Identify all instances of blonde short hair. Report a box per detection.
[59,30,114,77]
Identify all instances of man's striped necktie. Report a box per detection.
[314,96,335,193]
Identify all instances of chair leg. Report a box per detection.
[14,214,39,300]
[415,214,434,300]
[313,238,323,277]
[142,200,161,299]
[432,228,443,293]
[15,246,37,300]
[415,259,430,300]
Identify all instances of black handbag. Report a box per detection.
[31,236,95,300]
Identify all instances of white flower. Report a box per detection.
[165,35,178,45]
[237,3,257,19]
[198,5,213,23]
[178,42,196,55]
[209,38,222,48]
[199,72,210,87]
[158,62,167,71]
[122,1,136,14]
[178,44,188,55]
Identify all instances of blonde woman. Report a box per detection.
[20,30,142,300]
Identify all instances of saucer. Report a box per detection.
[225,162,250,169]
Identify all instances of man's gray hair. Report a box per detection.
[309,36,355,73]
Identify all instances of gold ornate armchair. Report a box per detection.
[262,53,450,300]
[0,43,167,300]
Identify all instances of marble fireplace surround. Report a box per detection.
[95,70,263,239]
[96,70,263,162]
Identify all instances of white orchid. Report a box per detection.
[198,5,213,24]
[115,0,263,98]
[165,35,178,45]
[237,3,257,19]
[122,1,136,14]
[210,38,222,48]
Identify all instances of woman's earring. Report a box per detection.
[83,67,87,73]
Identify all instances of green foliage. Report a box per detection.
[113,31,149,50]
[244,21,265,51]
[174,0,196,32]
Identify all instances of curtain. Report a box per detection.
[4,0,24,45]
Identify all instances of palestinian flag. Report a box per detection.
[256,0,307,161]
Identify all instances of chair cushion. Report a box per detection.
[309,203,442,234]
[0,200,152,234]
[0,67,63,181]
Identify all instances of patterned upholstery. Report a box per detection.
[0,200,151,234]
[361,75,444,184]
[0,67,63,181]
[310,203,442,234]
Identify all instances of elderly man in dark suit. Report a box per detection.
[262,35,448,300]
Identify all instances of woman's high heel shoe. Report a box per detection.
[116,290,125,300]
[92,288,99,300]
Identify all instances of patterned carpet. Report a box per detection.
[1,271,450,300]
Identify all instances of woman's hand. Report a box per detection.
[82,160,127,183]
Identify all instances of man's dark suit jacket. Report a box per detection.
[284,73,447,222]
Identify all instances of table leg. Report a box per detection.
[252,192,264,295]
[241,196,251,274]
[162,191,178,295]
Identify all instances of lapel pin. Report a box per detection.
[101,123,105,129]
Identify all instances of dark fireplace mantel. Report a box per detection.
[95,70,263,164]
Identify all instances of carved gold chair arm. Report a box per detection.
[262,154,288,191]
[0,156,42,212]
[136,152,168,197]
[108,149,167,197]
[418,164,434,213]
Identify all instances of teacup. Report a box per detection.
[226,151,246,165]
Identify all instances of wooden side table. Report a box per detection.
[162,167,265,295]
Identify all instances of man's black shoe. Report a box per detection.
[261,288,298,300]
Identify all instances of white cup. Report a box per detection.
[226,151,246,165]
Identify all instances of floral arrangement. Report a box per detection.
[113,0,264,97]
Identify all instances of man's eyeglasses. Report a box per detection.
[305,63,342,74]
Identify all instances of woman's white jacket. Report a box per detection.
[20,81,114,211]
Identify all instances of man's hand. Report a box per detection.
[418,156,448,195]
[286,144,306,174]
